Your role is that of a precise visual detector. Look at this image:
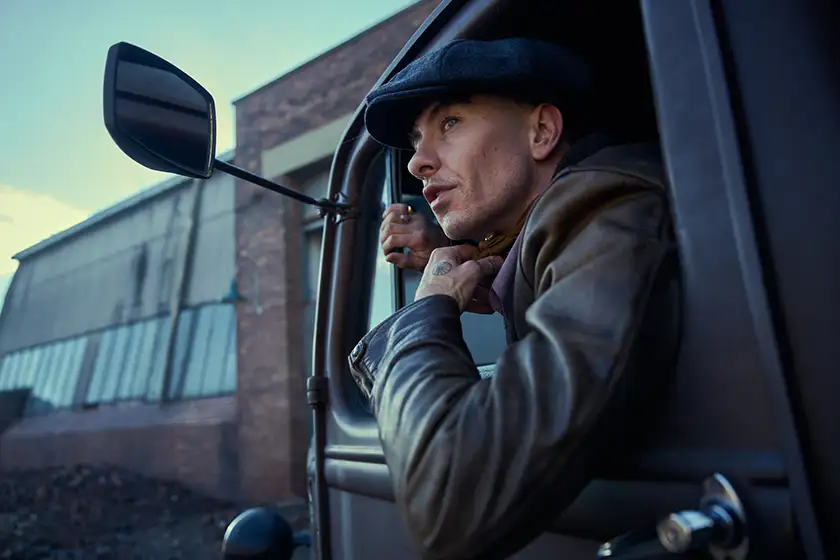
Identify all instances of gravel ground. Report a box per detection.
[0,465,257,559]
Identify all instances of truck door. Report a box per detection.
[313,0,836,558]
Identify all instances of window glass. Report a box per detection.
[20,350,36,388]
[101,325,131,402]
[168,308,195,399]
[51,340,76,406]
[28,344,57,415]
[13,351,33,389]
[183,305,213,398]
[20,348,41,389]
[221,309,237,393]
[201,304,235,396]
[394,196,508,367]
[146,316,172,401]
[5,351,24,389]
[0,354,12,390]
[0,354,15,391]
[86,329,116,404]
[42,341,70,408]
[369,178,395,330]
[60,338,87,407]
[131,319,157,398]
[17,352,31,388]
[300,169,329,220]
[117,323,145,400]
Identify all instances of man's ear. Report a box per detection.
[528,104,564,161]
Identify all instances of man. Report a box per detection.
[348,38,681,559]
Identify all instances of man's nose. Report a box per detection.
[407,140,439,180]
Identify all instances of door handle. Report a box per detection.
[596,473,749,560]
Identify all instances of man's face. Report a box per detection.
[407,95,541,240]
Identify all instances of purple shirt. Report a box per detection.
[488,232,525,322]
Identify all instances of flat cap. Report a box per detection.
[364,37,595,150]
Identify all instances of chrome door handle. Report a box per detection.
[597,473,749,560]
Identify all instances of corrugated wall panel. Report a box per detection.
[0,172,234,354]
[0,167,239,415]
[184,173,235,306]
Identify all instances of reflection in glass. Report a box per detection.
[101,325,131,402]
[133,319,159,398]
[369,180,396,330]
[201,304,235,396]
[168,309,195,399]
[395,193,508,368]
[221,308,237,394]
[60,339,88,407]
[0,355,12,390]
[114,60,212,176]
[49,341,73,407]
[87,330,116,404]
[146,316,172,401]
[183,306,213,398]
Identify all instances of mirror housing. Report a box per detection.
[103,41,216,179]
[102,41,352,217]
[222,507,310,560]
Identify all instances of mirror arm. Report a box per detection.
[214,159,352,216]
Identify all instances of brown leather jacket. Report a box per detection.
[348,142,681,560]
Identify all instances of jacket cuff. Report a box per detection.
[347,294,460,404]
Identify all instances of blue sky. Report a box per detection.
[0,0,417,309]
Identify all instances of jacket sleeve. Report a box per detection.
[348,179,675,560]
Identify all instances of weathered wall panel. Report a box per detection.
[0,172,235,354]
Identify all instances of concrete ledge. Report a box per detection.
[261,113,353,179]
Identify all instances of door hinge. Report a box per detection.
[306,376,329,407]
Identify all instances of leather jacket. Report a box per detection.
[348,142,681,559]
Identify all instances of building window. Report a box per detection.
[0,336,88,416]
[167,303,237,399]
[368,177,395,331]
[0,302,237,417]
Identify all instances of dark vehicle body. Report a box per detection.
[101,0,840,558]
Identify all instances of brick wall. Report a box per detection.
[232,0,439,504]
[0,397,239,501]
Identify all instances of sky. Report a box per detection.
[0,0,418,309]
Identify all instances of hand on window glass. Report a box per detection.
[380,203,448,271]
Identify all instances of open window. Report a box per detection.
[382,151,509,375]
[362,0,661,377]
[337,1,665,423]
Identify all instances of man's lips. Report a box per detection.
[422,184,456,205]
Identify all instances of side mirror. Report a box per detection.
[222,507,311,560]
[103,41,216,179]
[101,41,352,217]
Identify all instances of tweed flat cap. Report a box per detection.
[363,37,595,150]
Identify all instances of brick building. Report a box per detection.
[0,0,438,506]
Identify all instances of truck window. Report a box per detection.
[368,163,508,372]
[368,177,396,331]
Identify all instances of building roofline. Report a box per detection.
[232,0,430,105]
[13,149,235,261]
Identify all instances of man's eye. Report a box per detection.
[442,117,459,130]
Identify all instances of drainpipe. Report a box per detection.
[160,178,204,402]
